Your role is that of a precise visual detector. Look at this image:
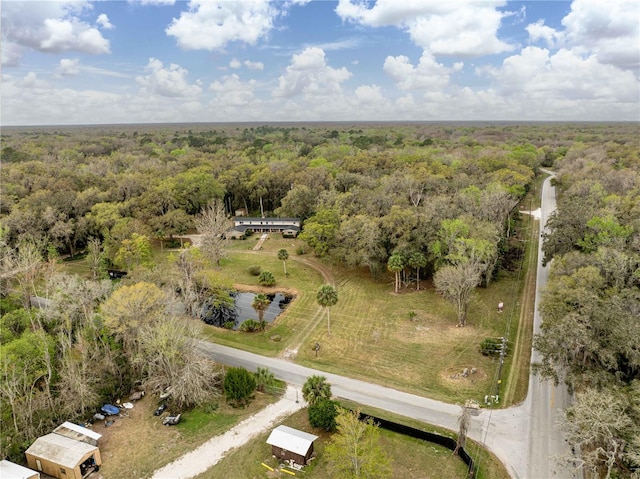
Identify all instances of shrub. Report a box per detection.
[239,319,261,332]
[258,271,276,287]
[223,321,235,330]
[248,265,262,276]
[308,399,339,431]
[223,367,256,407]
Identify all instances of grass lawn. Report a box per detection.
[201,233,534,406]
[194,407,475,479]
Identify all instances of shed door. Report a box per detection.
[35,459,42,471]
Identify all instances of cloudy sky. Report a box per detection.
[2,0,638,125]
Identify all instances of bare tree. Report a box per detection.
[433,261,482,327]
[139,315,221,409]
[560,388,635,479]
[454,406,471,455]
[194,199,232,266]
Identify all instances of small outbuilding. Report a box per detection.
[0,459,40,479]
[53,422,102,447]
[266,425,318,466]
[25,433,101,479]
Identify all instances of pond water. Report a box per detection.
[200,291,292,330]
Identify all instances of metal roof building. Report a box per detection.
[53,422,102,447]
[266,425,318,465]
[25,433,101,479]
[0,460,40,479]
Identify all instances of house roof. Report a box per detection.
[53,422,102,446]
[266,425,318,456]
[0,460,39,479]
[25,433,98,469]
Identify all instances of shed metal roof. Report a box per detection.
[53,422,102,446]
[266,425,318,456]
[25,433,98,469]
[0,460,39,479]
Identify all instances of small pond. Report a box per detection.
[200,291,292,330]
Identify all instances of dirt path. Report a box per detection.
[149,386,304,479]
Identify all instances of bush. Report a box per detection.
[239,319,261,332]
[223,367,256,407]
[258,271,276,287]
[248,265,262,276]
[308,399,339,431]
[223,321,235,330]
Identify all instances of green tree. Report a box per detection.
[387,253,404,294]
[258,271,276,287]
[299,207,340,257]
[308,398,339,431]
[302,375,332,406]
[114,233,152,270]
[325,408,392,479]
[317,284,338,336]
[251,293,271,330]
[277,249,289,276]
[223,367,256,408]
[407,251,427,290]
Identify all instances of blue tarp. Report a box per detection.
[101,404,120,415]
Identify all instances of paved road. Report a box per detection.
[196,171,578,478]
[525,171,578,479]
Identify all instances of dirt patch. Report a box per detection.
[439,367,488,387]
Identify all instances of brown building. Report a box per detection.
[266,425,318,466]
[25,433,101,479]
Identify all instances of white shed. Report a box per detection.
[266,425,318,465]
[0,459,40,479]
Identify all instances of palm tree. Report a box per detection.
[387,253,404,293]
[254,367,276,393]
[277,248,289,276]
[252,293,271,330]
[302,375,332,406]
[317,284,338,336]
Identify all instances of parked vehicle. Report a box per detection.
[163,414,181,426]
[101,404,120,416]
[154,403,167,416]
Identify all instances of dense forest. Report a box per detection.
[1,122,639,477]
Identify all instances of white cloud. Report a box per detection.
[244,60,264,70]
[22,72,50,89]
[166,0,278,51]
[209,74,257,106]
[560,0,639,70]
[383,53,462,91]
[482,46,639,104]
[229,59,242,69]
[57,58,81,76]
[96,14,114,30]
[136,58,202,97]
[273,47,351,98]
[133,0,176,5]
[0,1,111,63]
[526,20,562,49]
[336,0,514,56]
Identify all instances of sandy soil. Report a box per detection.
[149,386,304,479]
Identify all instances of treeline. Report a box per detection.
[536,140,640,478]
[1,123,572,275]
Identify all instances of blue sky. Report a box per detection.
[2,0,638,125]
